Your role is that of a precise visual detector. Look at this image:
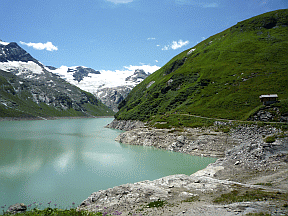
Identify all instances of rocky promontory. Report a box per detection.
[105,119,145,131]
[78,119,288,215]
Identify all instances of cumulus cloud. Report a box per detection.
[20,41,58,51]
[106,0,133,4]
[162,40,189,50]
[171,40,189,49]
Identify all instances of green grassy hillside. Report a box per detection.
[115,9,288,127]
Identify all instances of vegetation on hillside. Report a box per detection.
[115,9,288,127]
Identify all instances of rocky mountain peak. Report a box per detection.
[50,66,101,83]
[70,66,101,82]
[0,41,38,64]
[125,69,149,82]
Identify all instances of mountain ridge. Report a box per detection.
[0,41,114,118]
[0,41,38,63]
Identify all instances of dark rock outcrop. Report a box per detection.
[69,66,100,82]
[0,42,38,63]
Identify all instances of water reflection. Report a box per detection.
[0,139,66,178]
[82,152,127,167]
[0,118,216,209]
[53,151,75,172]
[0,158,43,178]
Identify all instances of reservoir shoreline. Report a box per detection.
[77,119,288,215]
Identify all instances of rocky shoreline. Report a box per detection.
[77,119,288,215]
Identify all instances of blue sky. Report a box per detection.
[1,0,287,71]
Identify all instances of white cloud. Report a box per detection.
[106,0,133,3]
[20,41,58,51]
[155,60,158,63]
[162,40,189,51]
[171,40,189,49]
[162,45,169,51]
[147,37,156,40]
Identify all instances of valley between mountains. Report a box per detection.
[1,9,288,216]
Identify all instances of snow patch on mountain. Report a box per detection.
[49,65,160,93]
[0,41,10,46]
[48,65,160,112]
[0,61,43,75]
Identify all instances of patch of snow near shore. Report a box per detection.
[0,61,43,75]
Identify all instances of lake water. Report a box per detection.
[0,118,216,210]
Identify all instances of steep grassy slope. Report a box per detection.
[115,9,288,127]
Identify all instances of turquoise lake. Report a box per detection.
[0,118,216,210]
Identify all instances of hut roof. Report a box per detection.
[259,94,278,99]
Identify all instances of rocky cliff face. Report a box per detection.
[107,119,237,157]
[0,41,113,118]
[95,86,132,112]
[105,119,145,131]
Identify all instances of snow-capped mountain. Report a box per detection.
[47,66,153,112]
[0,40,113,118]
[0,41,46,78]
[0,39,158,114]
